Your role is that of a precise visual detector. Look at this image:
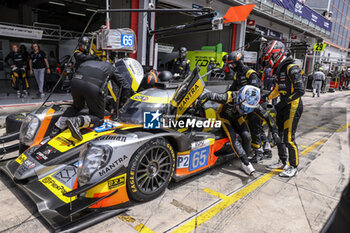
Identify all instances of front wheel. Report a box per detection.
[127,138,175,202]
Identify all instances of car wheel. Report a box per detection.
[6,113,26,134]
[127,138,175,202]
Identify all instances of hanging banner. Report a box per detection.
[271,0,332,32]
[0,24,43,40]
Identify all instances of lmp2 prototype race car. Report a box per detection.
[0,63,269,231]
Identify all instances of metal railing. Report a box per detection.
[0,21,82,41]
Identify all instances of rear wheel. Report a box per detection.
[127,138,175,202]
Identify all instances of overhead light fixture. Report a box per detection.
[68,11,86,16]
[49,1,65,6]
[86,8,98,12]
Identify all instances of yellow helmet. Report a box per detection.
[318,67,323,71]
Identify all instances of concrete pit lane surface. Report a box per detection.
[0,91,349,233]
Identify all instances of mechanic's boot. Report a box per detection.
[242,162,255,175]
[266,160,288,170]
[17,90,21,98]
[66,117,83,141]
[23,90,28,97]
[250,149,264,163]
[263,150,273,159]
[279,166,298,177]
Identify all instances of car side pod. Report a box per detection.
[57,208,127,233]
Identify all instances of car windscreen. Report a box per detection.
[117,99,168,125]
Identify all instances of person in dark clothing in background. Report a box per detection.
[52,60,133,141]
[29,42,50,98]
[5,44,29,97]
[171,47,191,80]
[74,36,97,70]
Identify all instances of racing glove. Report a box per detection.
[197,92,229,107]
[275,98,288,112]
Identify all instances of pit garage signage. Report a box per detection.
[313,43,327,52]
[0,24,43,40]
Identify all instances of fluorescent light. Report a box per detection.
[86,8,97,12]
[49,1,65,6]
[68,11,86,16]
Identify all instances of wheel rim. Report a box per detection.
[135,146,172,194]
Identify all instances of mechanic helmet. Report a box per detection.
[318,67,324,71]
[158,70,173,82]
[210,58,215,63]
[226,51,244,71]
[236,85,261,115]
[262,40,286,68]
[179,47,187,59]
[79,36,90,51]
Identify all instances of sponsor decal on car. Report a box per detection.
[85,173,127,198]
[16,154,27,165]
[97,135,127,142]
[108,175,126,190]
[40,176,77,203]
[35,151,48,161]
[189,146,209,172]
[99,155,128,176]
[177,154,190,168]
[94,120,122,133]
[23,160,35,169]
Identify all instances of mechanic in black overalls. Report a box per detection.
[52,60,133,140]
[262,40,305,178]
[197,85,280,176]
[224,51,272,163]
[74,36,97,70]
[5,44,29,98]
[171,47,191,80]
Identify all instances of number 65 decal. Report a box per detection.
[121,34,134,47]
[189,146,209,171]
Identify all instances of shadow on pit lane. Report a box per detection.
[167,159,254,191]
[0,170,54,233]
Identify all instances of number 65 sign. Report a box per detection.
[101,29,136,53]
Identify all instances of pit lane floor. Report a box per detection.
[0,91,349,233]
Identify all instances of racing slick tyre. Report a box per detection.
[6,113,26,134]
[127,138,175,202]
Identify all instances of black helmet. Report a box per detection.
[262,40,285,68]
[179,47,187,59]
[158,70,173,82]
[227,51,244,71]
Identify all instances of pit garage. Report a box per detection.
[0,1,349,233]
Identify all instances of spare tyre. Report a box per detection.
[6,113,26,134]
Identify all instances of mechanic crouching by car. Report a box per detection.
[74,36,98,70]
[197,85,280,176]
[262,40,305,178]
[171,47,191,80]
[51,60,133,140]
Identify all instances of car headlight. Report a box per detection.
[19,115,40,146]
[77,144,112,187]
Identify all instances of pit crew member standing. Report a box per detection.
[263,40,305,177]
[74,36,97,70]
[52,60,133,140]
[198,85,280,175]
[171,47,191,80]
[5,44,29,97]
[29,43,50,98]
[313,67,325,97]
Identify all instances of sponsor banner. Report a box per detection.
[0,24,43,39]
[271,0,332,31]
[243,51,258,64]
[255,25,283,40]
[158,44,174,53]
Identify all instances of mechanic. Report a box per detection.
[221,54,235,80]
[5,44,29,98]
[171,47,191,80]
[52,60,133,140]
[224,52,271,163]
[206,58,218,80]
[313,67,325,98]
[74,36,98,70]
[138,69,158,91]
[197,85,280,176]
[262,40,305,178]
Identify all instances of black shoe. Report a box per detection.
[312,93,315,97]
[66,118,83,141]
[250,153,264,163]
[50,126,62,138]
[263,150,272,159]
